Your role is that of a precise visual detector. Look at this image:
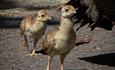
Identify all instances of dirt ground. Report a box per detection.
[0,25,115,70]
[0,0,115,70]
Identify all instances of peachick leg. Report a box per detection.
[31,38,39,56]
[23,34,28,47]
[60,55,66,70]
[47,56,53,70]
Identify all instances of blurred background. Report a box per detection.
[0,0,115,70]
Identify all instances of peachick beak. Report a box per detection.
[48,17,52,20]
[73,11,76,14]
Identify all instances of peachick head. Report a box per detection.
[37,10,52,22]
[62,5,77,18]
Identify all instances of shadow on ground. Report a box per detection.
[79,53,115,67]
[0,0,17,9]
[64,0,115,31]
[0,15,59,28]
[0,16,22,28]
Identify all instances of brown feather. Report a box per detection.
[42,28,58,53]
[20,15,37,33]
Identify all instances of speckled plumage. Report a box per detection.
[20,10,51,56]
[41,5,76,70]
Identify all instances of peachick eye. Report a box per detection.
[65,9,68,12]
[41,15,45,17]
